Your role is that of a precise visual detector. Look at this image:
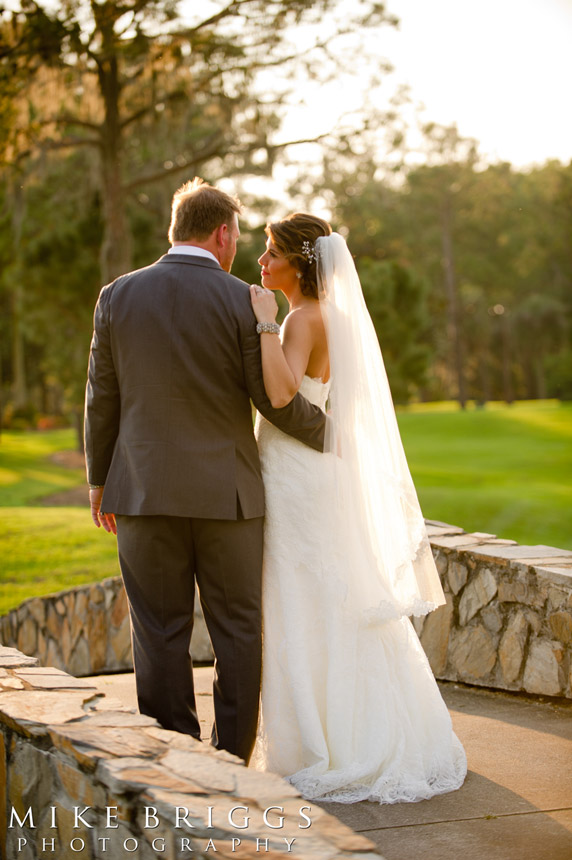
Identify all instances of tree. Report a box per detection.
[358,259,432,402]
[0,146,102,441]
[402,124,484,408]
[0,0,397,435]
[303,125,572,405]
[513,293,568,399]
[4,0,395,282]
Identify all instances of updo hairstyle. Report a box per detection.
[265,213,332,299]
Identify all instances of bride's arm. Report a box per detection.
[249,287,313,408]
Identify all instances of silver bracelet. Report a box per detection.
[88,483,105,490]
[256,322,280,335]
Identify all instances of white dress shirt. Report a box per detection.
[168,245,219,265]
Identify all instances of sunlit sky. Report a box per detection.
[263,0,572,170]
[212,0,572,208]
[250,0,572,173]
[382,0,572,166]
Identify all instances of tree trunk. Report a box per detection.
[440,198,466,409]
[533,354,547,400]
[478,354,491,406]
[10,184,28,411]
[97,35,132,284]
[11,283,28,410]
[74,407,85,455]
[501,313,514,404]
[99,150,132,283]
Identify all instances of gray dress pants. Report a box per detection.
[115,512,264,763]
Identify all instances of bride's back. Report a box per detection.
[286,301,330,384]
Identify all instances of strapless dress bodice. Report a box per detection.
[254,375,329,455]
[297,374,330,410]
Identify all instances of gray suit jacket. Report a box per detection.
[84,253,326,519]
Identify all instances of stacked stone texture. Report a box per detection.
[1,522,571,699]
[0,646,382,860]
[415,522,572,698]
[0,577,213,678]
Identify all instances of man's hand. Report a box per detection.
[89,487,117,535]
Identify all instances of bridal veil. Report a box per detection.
[316,232,445,622]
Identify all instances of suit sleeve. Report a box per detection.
[240,307,327,453]
[84,284,121,485]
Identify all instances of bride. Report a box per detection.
[249,213,467,804]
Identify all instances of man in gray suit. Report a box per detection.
[85,178,325,762]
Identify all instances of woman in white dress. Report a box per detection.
[249,214,466,804]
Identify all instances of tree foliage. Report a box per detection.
[0,0,396,438]
[315,129,572,405]
[359,259,432,403]
[2,0,393,279]
[2,6,570,430]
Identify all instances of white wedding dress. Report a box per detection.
[252,375,467,804]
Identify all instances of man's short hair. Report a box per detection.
[168,177,242,243]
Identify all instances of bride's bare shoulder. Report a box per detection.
[283,302,324,332]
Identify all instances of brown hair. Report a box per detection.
[266,213,332,298]
[168,177,242,243]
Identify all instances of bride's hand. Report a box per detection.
[250,285,279,324]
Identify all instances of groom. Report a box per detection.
[84,178,326,762]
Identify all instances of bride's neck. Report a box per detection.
[282,284,317,311]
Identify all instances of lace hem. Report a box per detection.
[286,736,467,805]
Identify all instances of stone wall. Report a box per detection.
[0,645,381,860]
[418,521,572,698]
[0,578,213,678]
[1,520,571,698]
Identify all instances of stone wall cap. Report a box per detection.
[0,647,38,668]
[426,525,467,537]
[429,535,486,549]
[13,669,99,691]
[0,688,99,729]
[86,694,136,713]
[0,676,24,690]
[469,544,572,561]
[533,566,572,585]
[50,722,168,762]
[80,709,159,728]
[142,785,380,856]
[424,519,465,531]
[0,646,385,858]
[96,755,208,795]
[14,665,69,675]
[525,558,572,567]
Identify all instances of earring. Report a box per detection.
[296,272,302,279]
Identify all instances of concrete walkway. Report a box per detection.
[92,668,572,860]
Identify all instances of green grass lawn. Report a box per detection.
[397,399,572,550]
[0,400,570,616]
[0,508,119,615]
[0,430,119,615]
[0,429,86,505]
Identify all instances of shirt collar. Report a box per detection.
[168,245,219,265]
